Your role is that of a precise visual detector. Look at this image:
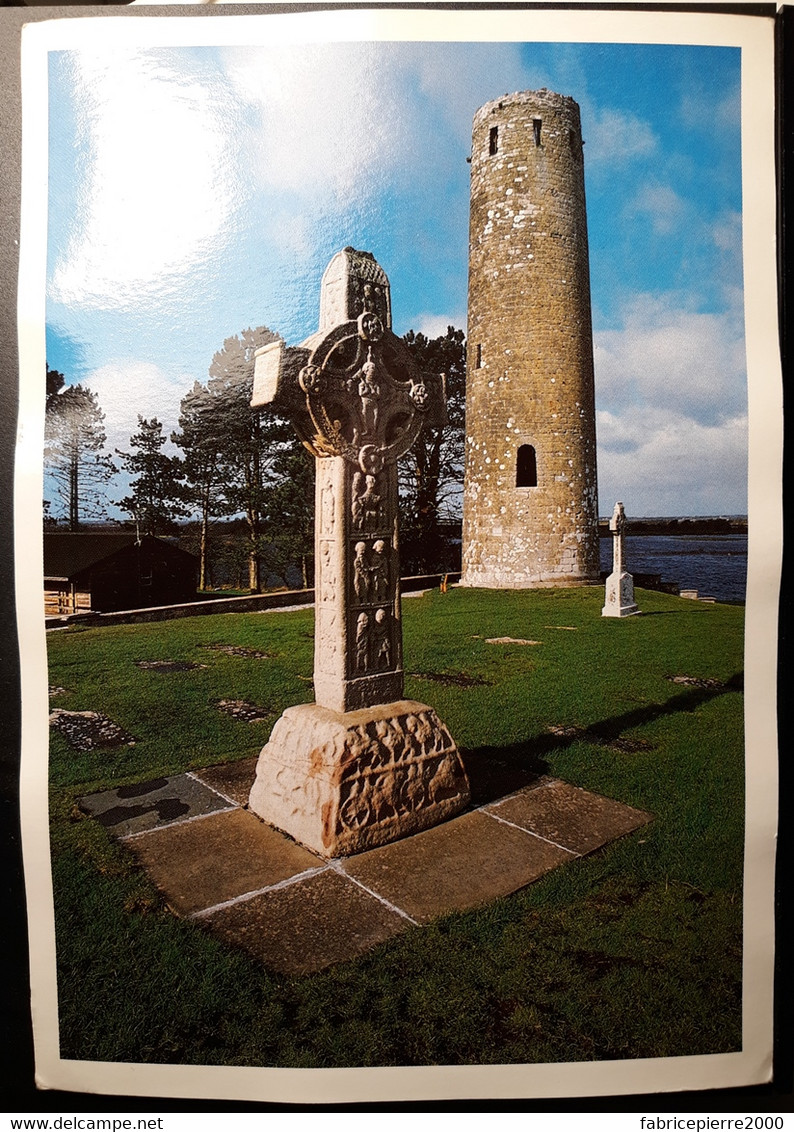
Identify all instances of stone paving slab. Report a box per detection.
[202,868,411,975]
[79,773,233,837]
[81,764,653,974]
[340,807,575,923]
[484,779,652,855]
[127,808,322,916]
[193,758,259,806]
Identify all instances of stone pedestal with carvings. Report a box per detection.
[248,247,470,856]
[248,700,469,857]
[602,501,640,618]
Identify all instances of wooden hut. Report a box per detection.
[44,532,198,615]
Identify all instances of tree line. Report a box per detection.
[44,326,466,591]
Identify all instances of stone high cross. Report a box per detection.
[602,501,640,618]
[247,248,469,856]
[251,247,445,712]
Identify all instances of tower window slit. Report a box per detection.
[533,118,542,147]
[516,444,538,488]
[475,343,483,369]
[489,126,499,155]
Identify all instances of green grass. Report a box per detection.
[48,585,744,1066]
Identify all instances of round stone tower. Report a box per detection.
[461,89,600,589]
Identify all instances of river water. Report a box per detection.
[599,534,748,605]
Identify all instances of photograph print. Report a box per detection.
[16,7,780,1104]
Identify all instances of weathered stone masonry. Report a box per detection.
[247,248,470,857]
[462,90,600,588]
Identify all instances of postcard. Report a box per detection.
[13,5,781,1105]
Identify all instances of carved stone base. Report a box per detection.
[602,571,640,617]
[248,700,470,857]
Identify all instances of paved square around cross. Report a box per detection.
[80,761,651,975]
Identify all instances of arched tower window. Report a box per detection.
[489,126,499,155]
[516,444,538,488]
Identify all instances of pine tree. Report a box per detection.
[116,416,188,537]
[171,381,229,590]
[46,365,65,404]
[206,327,284,593]
[260,442,315,589]
[44,378,116,530]
[399,327,466,572]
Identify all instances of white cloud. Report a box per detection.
[83,360,193,455]
[221,41,541,206]
[594,292,746,426]
[625,182,687,235]
[712,209,743,256]
[593,290,747,514]
[584,107,658,164]
[410,312,468,339]
[50,51,241,310]
[597,406,747,516]
[412,42,538,148]
[220,43,415,204]
[680,80,740,136]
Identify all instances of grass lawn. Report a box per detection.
[47,584,744,1067]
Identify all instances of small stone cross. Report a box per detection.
[602,501,639,618]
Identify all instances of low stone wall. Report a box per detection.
[597,517,747,536]
[634,573,680,596]
[599,571,679,596]
[48,588,316,629]
[45,573,461,630]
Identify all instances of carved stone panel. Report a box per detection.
[351,471,385,532]
[314,456,403,714]
[248,700,471,857]
[318,540,337,602]
[602,571,639,618]
[297,317,439,472]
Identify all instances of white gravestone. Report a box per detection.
[602,501,640,618]
[248,247,470,856]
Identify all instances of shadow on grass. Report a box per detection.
[461,671,744,805]
[634,609,718,617]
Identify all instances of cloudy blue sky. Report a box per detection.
[45,37,745,517]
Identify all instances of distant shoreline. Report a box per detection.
[598,516,747,537]
[48,516,750,539]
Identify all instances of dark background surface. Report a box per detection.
[0,1,790,1113]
